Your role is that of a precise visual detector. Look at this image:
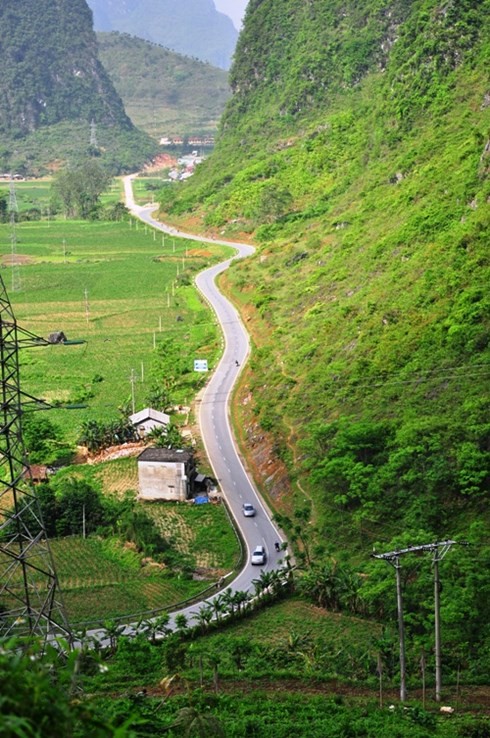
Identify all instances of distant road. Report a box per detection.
[121,176,286,626]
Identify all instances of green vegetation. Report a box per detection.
[0,0,157,175]
[97,33,230,138]
[0,218,231,438]
[157,0,490,681]
[3,595,490,737]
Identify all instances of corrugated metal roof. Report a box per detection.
[130,407,170,425]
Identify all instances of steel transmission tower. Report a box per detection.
[0,275,71,644]
[90,119,98,149]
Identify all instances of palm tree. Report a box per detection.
[252,570,273,600]
[220,587,236,618]
[174,613,188,635]
[102,619,125,653]
[232,589,250,615]
[138,613,171,644]
[211,593,226,624]
[193,604,214,634]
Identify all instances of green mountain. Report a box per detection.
[0,0,156,174]
[97,32,230,138]
[87,0,238,69]
[160,0,490,558]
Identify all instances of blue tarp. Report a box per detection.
[194,496,209,505]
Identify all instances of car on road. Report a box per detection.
[242,503,256,517]
[251,545,266,565]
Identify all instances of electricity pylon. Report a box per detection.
[0,275,71,645]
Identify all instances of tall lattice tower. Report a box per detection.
[0,275,71,644]
[90,119,98,150]
[9,177,21,293]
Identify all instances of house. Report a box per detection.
[137,448,194,502]
[23,465,49,484]
[129,408,170,438]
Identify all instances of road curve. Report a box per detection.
[122,176,286,626]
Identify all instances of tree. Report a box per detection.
[0,191,8,223]
[0,637,135,736]
[54,479,106,537]
[138,613,170,644]
[103,620,126,654]
[23,413,73,465]
[53,160,112,219]
[174,613,189,635]
[193,604,214,634]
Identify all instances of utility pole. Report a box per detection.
[84,288,90,324]
[130,369,136,414]
[9,177,21,293]
[373,540,467,703]
[62,239,67,264]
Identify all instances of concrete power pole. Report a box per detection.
[373,540,467,703]
[9,177,21,293]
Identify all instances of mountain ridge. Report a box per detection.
[86,0,238,69]
[97,32,230,138]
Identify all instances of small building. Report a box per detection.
[137,448,194,502]
[130,408,170,438]
[23,465,49,484]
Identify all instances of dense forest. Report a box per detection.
[158,0,490,676]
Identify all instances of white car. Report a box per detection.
[251,545,266,566]
[242,503,256,517]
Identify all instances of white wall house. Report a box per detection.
[130,408,170,438]
[137,448,194,502]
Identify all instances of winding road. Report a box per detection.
[122,175,286,627]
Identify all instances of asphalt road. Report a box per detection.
[120,176,287,628]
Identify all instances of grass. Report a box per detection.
[0,217,233,439]
[0,179,52,214]
[1,495,240,625]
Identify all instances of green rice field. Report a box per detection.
[0,217,232,438]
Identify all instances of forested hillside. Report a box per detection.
[87,0,238,69]
[158,0,490,671]
[0,0,156,174]
[97,33,230,137]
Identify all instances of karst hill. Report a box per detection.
[159,0,490,551]
[0,0,155,173]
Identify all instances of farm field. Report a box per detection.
[0,217,233,439]
[131,176,170,206]
[1,498,240,625]
[53,497,240,624]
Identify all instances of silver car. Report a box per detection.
[251,545,266,565]
[242,503,256,517]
